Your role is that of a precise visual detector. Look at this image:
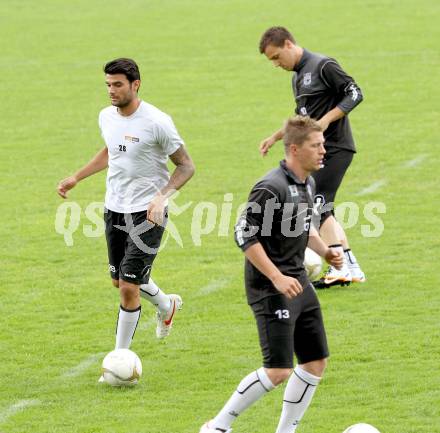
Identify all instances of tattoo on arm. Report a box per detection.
[163,146,195,194]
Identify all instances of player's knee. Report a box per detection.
[314,357,327,375]
[299,358,327,377]
[118,280,138,300]
[111,279,119,288]
[265,368,293,386]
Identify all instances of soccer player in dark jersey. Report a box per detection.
[200,116,343,433]
[258,26,366,287]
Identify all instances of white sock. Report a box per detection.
[344,249,358,265]
[212,368,275,430]
[115,305,141,349]
[275,366,321,433]
[140,278,171,313]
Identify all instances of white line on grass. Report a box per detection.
[198,278,230,296]
[356,180,386,196]
[402,154,427,168]
[59,280,231,382]
[62,352,106,378]
[0,399,40,424]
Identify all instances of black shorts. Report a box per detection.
[251,285,329,368]
[312,147,354,224]
[104,208,167,285]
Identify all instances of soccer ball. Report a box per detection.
[101,349,142,386]
[304,247,322,280]
[342,424,381,433]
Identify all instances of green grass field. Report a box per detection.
[1,0,439,432]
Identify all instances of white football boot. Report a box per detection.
[199,421,232,433]
[156,294,183,339]
[349,263,366,283]
[323,262,352,286]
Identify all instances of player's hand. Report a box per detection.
[57,176,77,199]
[147,195,166,226]
[324,247,343,269]
[317,118,330,132]
[259,136,277,156]
[271,274,303,299]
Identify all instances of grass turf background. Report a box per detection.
[1,0,439,432]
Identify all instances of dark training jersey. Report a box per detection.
[292,48,363,152]
[235,161,316,304]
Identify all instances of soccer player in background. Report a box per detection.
[200,116,342,433]
[259,26,366,287]
[57,58,195,355]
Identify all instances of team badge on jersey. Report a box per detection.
[288,185,299,198]
[124,135,139,143]
[313,194,325,215]
[303,72,312,86]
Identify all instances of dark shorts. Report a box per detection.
[312,147,354,224]
[251,285,329,368]
[104,208,167,285]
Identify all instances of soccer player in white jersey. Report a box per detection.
[57,58,195,355]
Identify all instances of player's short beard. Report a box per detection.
[112,96,132,108]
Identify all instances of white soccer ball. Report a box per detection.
[342,423,381,433]
[304,247,322,280]
[102,349,142,386]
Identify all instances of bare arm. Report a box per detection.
[307,226,343,269]
[245,242,303,299]
[161,145,195,196]
[259,127,285,156]
[317,106,345,132]
[147,145,195,225]
[73,146,109,182]
[57,147,108,198]
[307,226,330,257]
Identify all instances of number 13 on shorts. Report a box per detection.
[275,309,290,319]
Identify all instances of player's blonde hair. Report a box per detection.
[283,116,323,152]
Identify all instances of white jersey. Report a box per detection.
[98,101,184,213]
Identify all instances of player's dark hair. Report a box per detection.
[283,116,322,151]
[259,26,295,53]
[104,58,140,82]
